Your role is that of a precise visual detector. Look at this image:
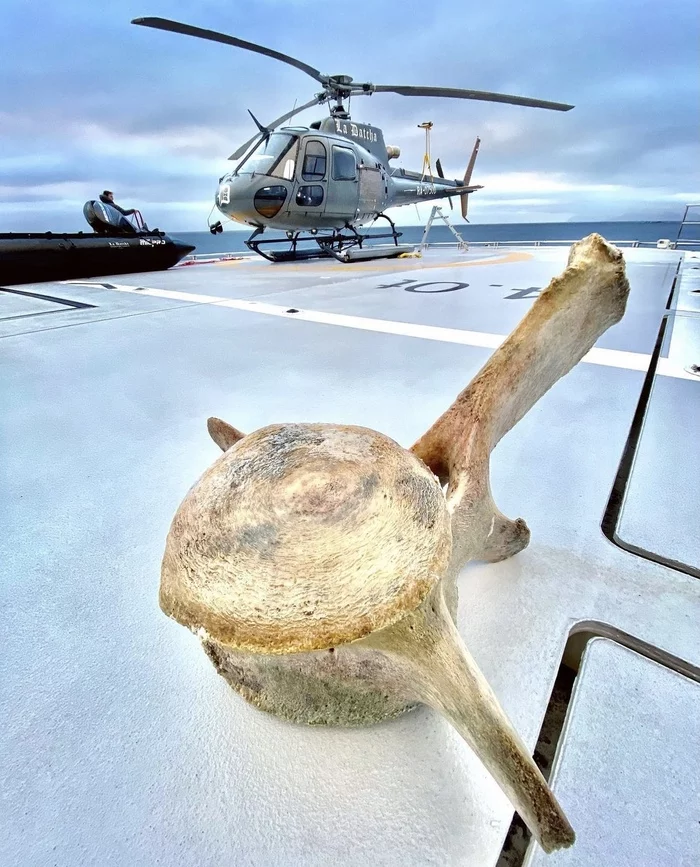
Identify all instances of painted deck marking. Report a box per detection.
[216,250,533,272]
[63,280,699,381]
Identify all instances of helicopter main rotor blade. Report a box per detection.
[131,17,325,84]
[228,95,327,160]
[372,84,573,112]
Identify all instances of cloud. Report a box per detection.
[1,0,698,231]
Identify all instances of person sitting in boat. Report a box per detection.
[99,190,150,232]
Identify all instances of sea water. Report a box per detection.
[173,221,692,255]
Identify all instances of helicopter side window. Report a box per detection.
[296,185,324,207]
[332,147,356,181]
[301,141,327,181]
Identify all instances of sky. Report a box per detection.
[1,0,699,232]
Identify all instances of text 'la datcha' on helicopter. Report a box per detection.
[132,17,574,262]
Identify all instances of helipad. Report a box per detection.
[2,244,699,866]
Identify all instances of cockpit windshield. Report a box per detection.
[236,133,299,180]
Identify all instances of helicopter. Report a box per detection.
[132,17,574,262]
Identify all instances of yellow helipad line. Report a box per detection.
[215,250,533,271]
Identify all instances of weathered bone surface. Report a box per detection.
[412,232,630,569]
[162,423,452,654]
[160,235,630,853]
[207,416,245,451]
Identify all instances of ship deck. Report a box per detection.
[2,243,700,866]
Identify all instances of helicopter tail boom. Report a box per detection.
[388,136,482,216]
[420,184,484,207]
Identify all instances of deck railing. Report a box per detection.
[422,238,700,249]
[180,205,700,262]
[180,236,700,264]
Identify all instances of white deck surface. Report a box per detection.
[2,245,699,866]
[526,638,700,867]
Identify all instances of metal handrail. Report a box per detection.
[180,236,700,263]
[678,204,700,243]
[422,238,700,249]
[182,204,700,261]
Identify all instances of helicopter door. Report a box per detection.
[324,145,359,220]
[291,139,328,218]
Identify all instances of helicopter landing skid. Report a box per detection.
[245,222,407,264]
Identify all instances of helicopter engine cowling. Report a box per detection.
[386,146,401,160]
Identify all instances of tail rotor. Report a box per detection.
[461,137,481,221]
[436,159,453,210]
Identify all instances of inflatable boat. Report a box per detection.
[0,200,195,286]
